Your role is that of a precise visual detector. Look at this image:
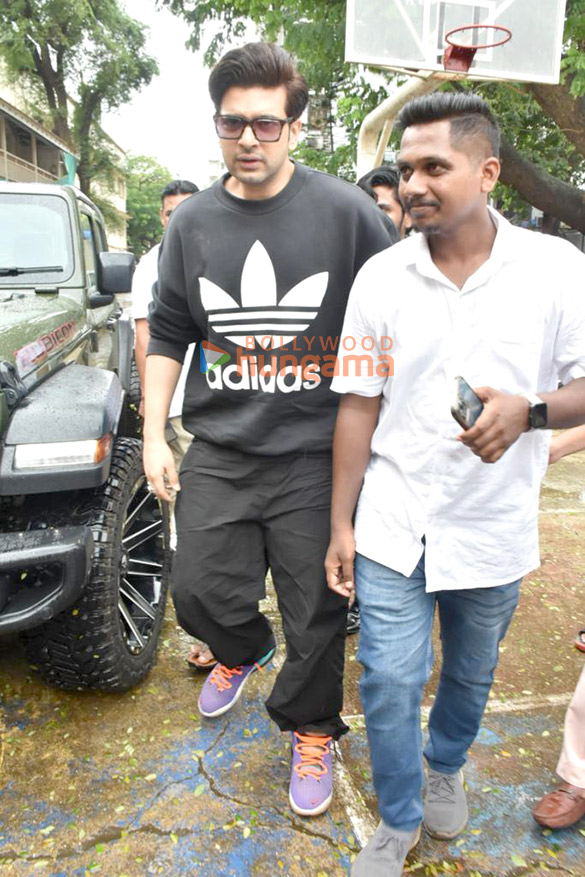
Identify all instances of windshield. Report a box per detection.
[0,193,74,285]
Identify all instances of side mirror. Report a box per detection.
[97,251,136,294]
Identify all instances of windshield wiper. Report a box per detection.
[0,265,64,276]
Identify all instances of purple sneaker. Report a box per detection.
[198,648,275,718]
[289,731,333,816]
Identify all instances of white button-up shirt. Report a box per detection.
[332,209,585,592]
[132,243,194,419]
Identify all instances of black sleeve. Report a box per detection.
[147,221,203,363]
[381,213,400,244]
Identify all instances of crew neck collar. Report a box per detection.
[213,161,308,214]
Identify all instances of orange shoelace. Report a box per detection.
[209,660,266,692]
[209,664,244,692]
[293,732,333,779]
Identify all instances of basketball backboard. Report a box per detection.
[345,0,568,84]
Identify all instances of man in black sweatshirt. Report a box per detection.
[144,41,395,818]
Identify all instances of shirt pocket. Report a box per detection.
[482,306,545,387]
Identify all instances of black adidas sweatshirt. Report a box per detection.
[148,162,395,455]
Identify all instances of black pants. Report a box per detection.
[172,439,348,739]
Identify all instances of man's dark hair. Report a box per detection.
[356,165,400,200]
[160,180,199,205]
[208,42,309,120]
[396,92,500,158]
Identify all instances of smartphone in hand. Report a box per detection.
[451,376,484,430]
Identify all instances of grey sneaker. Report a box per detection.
[423,767,468,839]
[352,820,421,877]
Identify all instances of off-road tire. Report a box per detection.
[23,439,170,691]
[118,356,142,438]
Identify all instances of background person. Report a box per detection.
[347,166,405,638]
[357,165,411,239]
[133,178,199,435]
[347,165,405,638]
[132,178,216,672]
[347,165,410,634]
[533,424,585,830]
[546,425,585,653]
[326,92,585,875]
[143,42,394,818]
[533,665,585,829]
[548,424,585,466]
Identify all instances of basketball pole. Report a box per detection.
[356,70,462,178]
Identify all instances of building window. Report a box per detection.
[5,118,33,163]
[36,137,61,177]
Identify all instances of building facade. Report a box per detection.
[0,96,76,186]
[0,66,127,250]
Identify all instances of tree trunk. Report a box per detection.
[75,89,102,196]
[499,136,585,233]
[53,49,71,147]
[33,44,71,145]
[77,168,91,196]
[529,80,585,158]
[541,214,561,236]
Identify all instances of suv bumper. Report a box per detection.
[0,527,93,633]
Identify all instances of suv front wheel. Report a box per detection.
[24,438,171,691]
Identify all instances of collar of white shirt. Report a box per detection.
[408,206,514,294]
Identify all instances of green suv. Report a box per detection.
[0,182,170,691]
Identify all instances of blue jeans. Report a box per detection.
[356,551,521,832]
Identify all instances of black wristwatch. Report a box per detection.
[521,392,548,429]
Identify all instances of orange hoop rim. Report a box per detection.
[444,24,512,51]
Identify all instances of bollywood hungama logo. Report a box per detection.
[199,340,230,373]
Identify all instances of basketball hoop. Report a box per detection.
[443,24,512,73]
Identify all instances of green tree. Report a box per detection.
[0,0,159,196]
[465,80,585,232]
[161,0,362,180]
[162,0,585,231]
[125,154,174,258]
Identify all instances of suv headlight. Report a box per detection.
[13,435,113,469]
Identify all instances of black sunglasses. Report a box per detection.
[214,114,294,142]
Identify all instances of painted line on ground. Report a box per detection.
[341,689,572,729]
[541,508,585,514]
[483,691,572,714]
[334,743,377,848]
[337,691,572,848]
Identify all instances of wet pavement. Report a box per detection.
[1,451,585,875]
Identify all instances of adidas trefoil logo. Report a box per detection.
[199,241,329,350]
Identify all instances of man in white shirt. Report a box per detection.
[325,93,585,876]
[132,178,199,443]
[132,179,216,671]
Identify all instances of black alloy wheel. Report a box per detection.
[24,439,171,691]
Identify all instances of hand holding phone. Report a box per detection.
[451,376,484,430]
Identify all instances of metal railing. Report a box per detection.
[0,148,59,183]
